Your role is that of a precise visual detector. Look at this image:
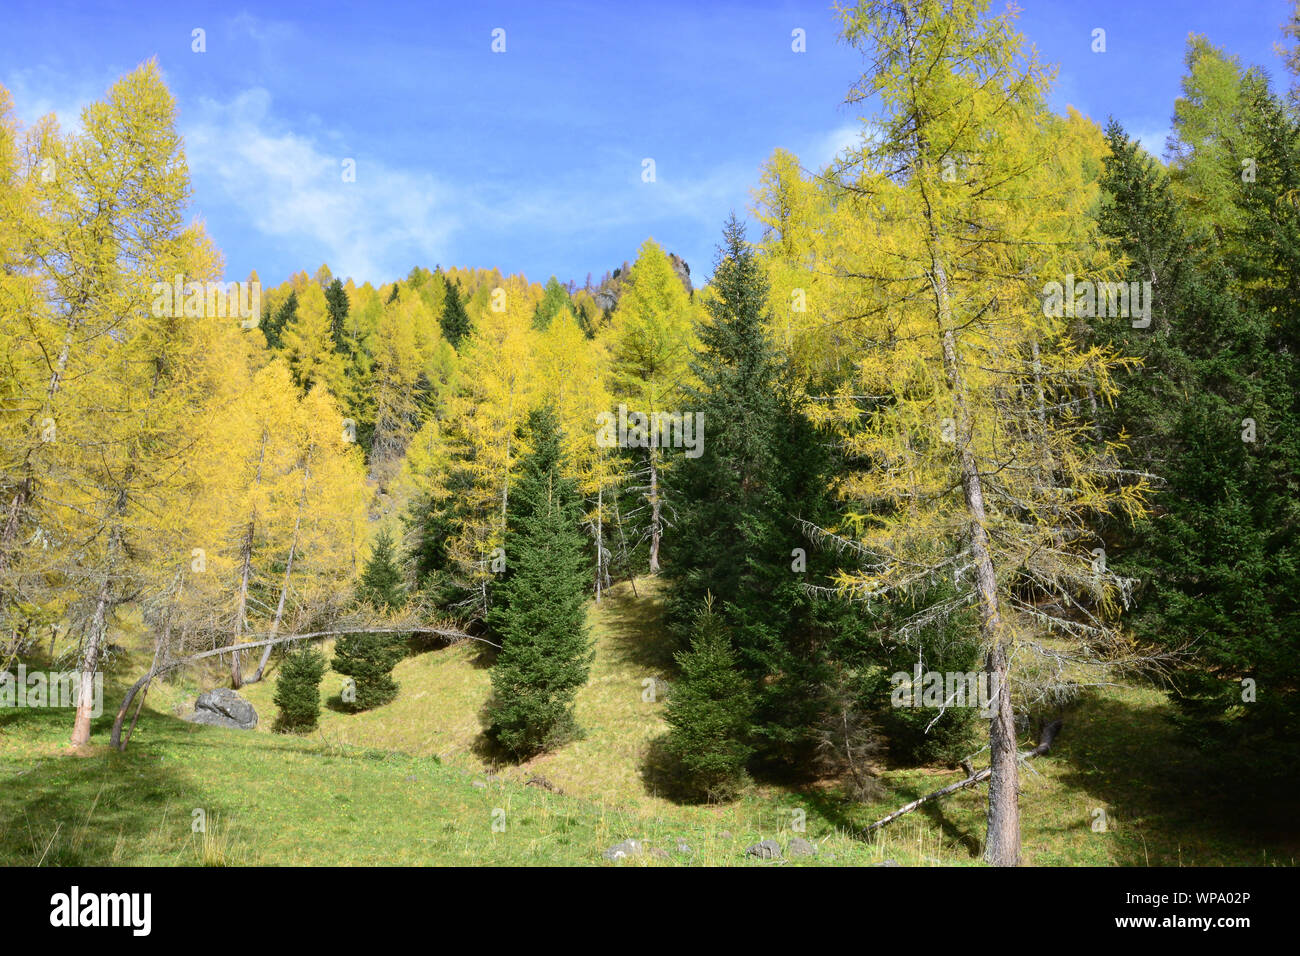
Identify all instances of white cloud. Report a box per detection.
[227,11,297,47]
[2,66,96,134]
[181,88,781,285]
[183,88,456,282]
[810,122,862,167]
[1132,126,1173,161]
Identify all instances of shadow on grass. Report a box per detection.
[597,581,677,673]
[790,777,982,860]
[0,705,218,866]
[638,733,699,804]
[1052,691,1298,865]
[406,631,496,670]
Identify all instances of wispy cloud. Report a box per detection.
[2,65,97,134]
[183,88,455,283]
[809,122,862,168]
[1132,126,1174,161]
[181,87,758,283]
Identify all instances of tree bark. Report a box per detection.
[229,520,254,688]
[647,448,661,573]
[983,640,1020,865]
[246,517,298,685]
[230,432,269,688]
[932,238,1019,866]
[71,557,114,747]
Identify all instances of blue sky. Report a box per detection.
[1,0,1292,288]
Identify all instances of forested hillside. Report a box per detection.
[2,0,1297,870]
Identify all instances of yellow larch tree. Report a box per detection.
[756,0,1147,864]
[606,239,697,573]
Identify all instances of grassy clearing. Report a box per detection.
[1,580,1292,866]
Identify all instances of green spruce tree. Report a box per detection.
[333,528,407,711]
[664,216,872,769]
[1097,116,1300,780]
[262,290,297,350]
[663,598,754,801]
[324,277,350,352]
[440,280,472,348]
[272,647,326,733]
[484,407,594,758]
[356,527,405,610]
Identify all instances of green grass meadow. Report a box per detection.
[1,581,1291,866]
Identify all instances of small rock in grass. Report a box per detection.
[746,839,782,860]
[787,837,816,858]
[525,774,561,793]
[603,839,644,861]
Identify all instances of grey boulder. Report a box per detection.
[746,839,782,860]
[187,688,258,729]
[787,837,817,858]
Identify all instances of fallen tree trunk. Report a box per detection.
[861,719,1062,835]
[108,624,483,751]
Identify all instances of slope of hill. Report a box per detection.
[2,580,1290,866]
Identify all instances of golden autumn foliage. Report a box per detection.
[0,63,371,741]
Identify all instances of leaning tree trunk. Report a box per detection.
[863,720,1060,834]
[247,515,299,685]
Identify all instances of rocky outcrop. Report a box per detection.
[666,252,692,295]
[591,252,692,313]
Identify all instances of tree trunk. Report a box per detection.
[230,519,254,688]
[71,570,112,747]
[647,448,661,573]
[611,490,638,597]
[0,478,31,585]
[933,249,1020,866]
[502,432,511,521]
[0,315,80,593]
[247,517,299,685]
[230,433,269,688]
[121,611,169,749]
[984,639,1020,865]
